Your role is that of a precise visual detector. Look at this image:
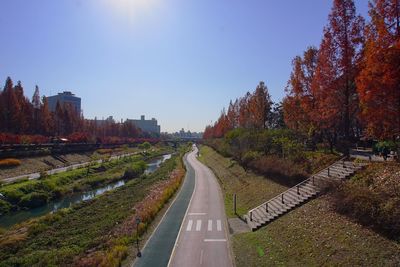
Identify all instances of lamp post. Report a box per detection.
[136,217,142,258]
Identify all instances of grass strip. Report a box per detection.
[200,145,400,266]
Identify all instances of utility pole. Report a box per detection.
[136,217,142,257]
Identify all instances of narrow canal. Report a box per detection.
[0,154,172,228]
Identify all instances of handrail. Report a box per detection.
[248,157,347,215]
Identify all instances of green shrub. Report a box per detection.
[19,192,49,208]
[373,141,397,154]
[241,151,262,166]
[1,188,24,204]
[0,199,12,215]
[39,171,48,179]
[123,161,147,179]
[138,142,151,150]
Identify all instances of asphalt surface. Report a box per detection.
[168,148,232,267]
[133,150,196,267]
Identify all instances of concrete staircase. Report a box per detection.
[245,159,366,231]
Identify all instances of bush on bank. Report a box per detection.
[332,162,400,239]
[0,151,163,214]
[123,161,147,179]
[205,128,339,186]
[0,145,190,266]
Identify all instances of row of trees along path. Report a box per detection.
[284,0,400,147]
[0,77,145,142]
[204,0,400,151]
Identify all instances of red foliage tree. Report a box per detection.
[312,0,364,144]
[356,0,400,140]
[248,81,272,129]
[283,47,318,138]
[2,77,20,133]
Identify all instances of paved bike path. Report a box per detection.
[133,151,196,267]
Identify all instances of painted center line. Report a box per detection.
[186,220,193,231]
[196,220,202,231]
[204,239,227,242]
[188,212,207,215]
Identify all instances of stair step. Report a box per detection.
[266,202,286,215]
[254,208,268,221]
[320,169,349,177]
[270,198,292,212]
[285,189,312,202]
[246,159,365,231]
[328,168,354,176]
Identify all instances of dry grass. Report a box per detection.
[199,146,287,217]
[200,145,400,267]
[96,149,114,155]
[72,156,186,266]
[332,162,400,238]
[0,158,21,168]
[232,195,400,267]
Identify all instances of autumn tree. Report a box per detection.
[313,0,364,147]
[31,86,41,133]
[1,77,19,133]
[238,92,251,128]
[283,47,318,138]
[40,96,53,135]
[15,81,34,133]
[356,0,400,140]
[226,100,239,129]
[248,81,272,129]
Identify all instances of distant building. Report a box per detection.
[91,116,115,126]
[128,115,160,134]
[171,128,203,139]
[47,91,81,114]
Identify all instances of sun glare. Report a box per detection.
[102,0,159,20]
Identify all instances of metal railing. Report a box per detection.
[248,157,347,222]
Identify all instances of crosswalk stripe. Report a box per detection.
[186,220,193,231]
[196,220,202,231]
[217,220,222,231]
[186,219,224,232]
[208,220,212,231]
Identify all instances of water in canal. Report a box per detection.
[0,154,172,228]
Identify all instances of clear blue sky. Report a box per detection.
[0,0,368,133]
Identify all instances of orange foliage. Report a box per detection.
[312,0,364,140]
[0,158,21,168]
[283,47,318,137]
[203,82,273,139]
[356,0,400,139]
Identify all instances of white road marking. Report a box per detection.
[188,212,207,216]
[200,249,204,265]
[207,220,212,231]
[196,220,202,231]
[186,220,193,231]
[167,151,198,267]
[217,220,222,231]
[204,239,227,242]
